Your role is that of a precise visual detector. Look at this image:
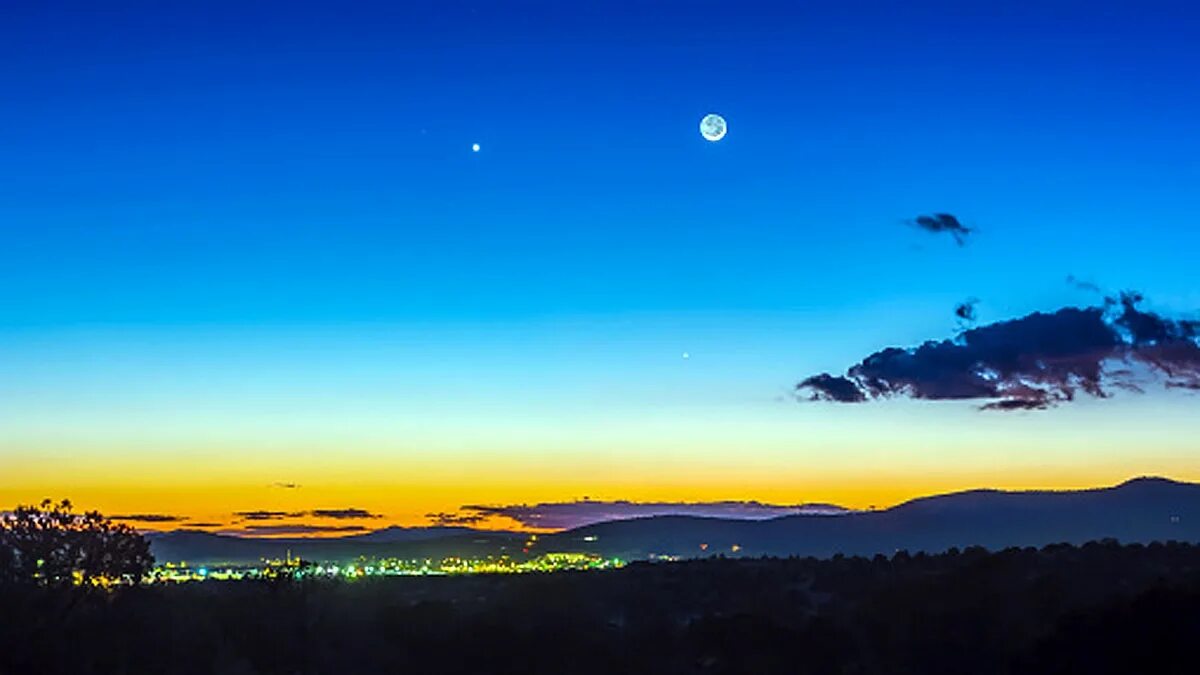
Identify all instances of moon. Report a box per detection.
[699,113,727,142]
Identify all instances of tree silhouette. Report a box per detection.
[0,499,154,587]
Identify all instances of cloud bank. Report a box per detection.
[310,508,381,520]
[109,513,188,523]
[425,511,489,526]
[435,500,850,530]
[798,293,1200,411]
[227,524,369,536]
[232,508,381,522]
[233,510,307,521]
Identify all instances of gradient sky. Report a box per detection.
[2,1,1199,532]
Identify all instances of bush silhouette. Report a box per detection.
[0,499,153,588]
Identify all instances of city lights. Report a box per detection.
[146,552,624,583]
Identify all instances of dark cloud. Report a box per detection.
[184,522,222,528]
[798,294,1200,410]
[978,398,1051,412]
[309,508,381,520]
[109,513,188,523]
[425,511,489,526]
[955,298,980,324]
[796,373,867,403]
[1066,275,1103,294]
[271,482,301,489]
[233,510,306,521]
[909,213,972,245]
[233,508,381,521]
[227,524,368,536]
[442,500,850,530]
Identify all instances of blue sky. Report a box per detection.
[4,1,1200,325]
[2,1,1199,522]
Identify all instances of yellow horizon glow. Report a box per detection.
[4,456,1196,536]
[6,382,1198,536]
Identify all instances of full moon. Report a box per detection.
[699,113,727,142]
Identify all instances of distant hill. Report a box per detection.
[542,477,1200,559]
[148,478,1200,564]
[342,525,480,543]
[148,529,524,565]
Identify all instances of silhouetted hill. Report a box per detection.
[148,529,524,565]
[544,477,1200,559]
[147,478,1200,564]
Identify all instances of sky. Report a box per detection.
[2,0,1199,533]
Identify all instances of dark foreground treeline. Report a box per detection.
[3,540,1200,675]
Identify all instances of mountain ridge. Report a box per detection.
[147,477,1200,564]
[545,476,1200,559]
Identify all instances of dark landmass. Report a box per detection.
[4,541,1200,674]
[149,477,1200,564]
[147,529,525,565]
[550,476,1200,559]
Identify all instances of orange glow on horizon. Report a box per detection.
[5,463,1197,537]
